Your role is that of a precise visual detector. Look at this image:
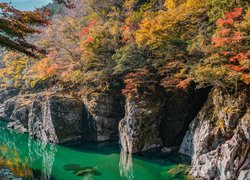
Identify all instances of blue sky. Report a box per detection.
[0,0,52,10]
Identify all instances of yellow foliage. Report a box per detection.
[0,52,29,88]
[136,0,206,49]
[164,0,186,10]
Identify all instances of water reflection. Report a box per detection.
[0,126,57,179]
[28,138,57,180]
[119,151,135,180]
[0,122,187,180]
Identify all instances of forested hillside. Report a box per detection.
[0,0,249,96]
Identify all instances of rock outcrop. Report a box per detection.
[119,86,210,154]
[28,94,84,143]
[0,88,125,144]
[179,87,250,179]
[82,91,124,142]
[119,90,166,153]
[0,88,19,104]
[0,92,85,144]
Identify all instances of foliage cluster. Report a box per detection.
[0,0,249,98]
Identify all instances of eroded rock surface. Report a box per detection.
[1,92,85,144]
[82,91,124,142]
[0,88,19,104]
[119,93,165,153]
[179,87,250,179]
[119,86,209,154]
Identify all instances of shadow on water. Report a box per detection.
[65,140,190,167]
[64,141,120,155]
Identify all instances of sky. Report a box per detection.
[0,0,52,10]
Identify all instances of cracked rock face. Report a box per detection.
[179,87,250,179]
[0,88,125,144]
[119,90,166,154]
[0,88,19,104]
[119,86,209,154]
[0,93,85,144]
[82,91,124,142]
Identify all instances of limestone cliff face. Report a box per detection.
[0,88,125,144]
[0,88,19,104]
[0,92,85,144]
[119,90,166,154]
[119,87,209,154]
[179,87,250,179]
[82,90,124,142]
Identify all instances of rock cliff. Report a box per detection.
[119,86,210,153]
[81,90,124,142]
[179,87,250,179]
[0,88,125,144]
[1,92,84,144]
[1,85,250,179]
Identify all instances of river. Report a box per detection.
[0,121,189,180]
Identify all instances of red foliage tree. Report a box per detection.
[0,3,49,57]
[122,67,157,99]
[212,7,250,85]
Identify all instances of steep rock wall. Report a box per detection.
[119,90,166,154]
[179,87,250,179]
[119,86,210,154]
[0,93,85,144]
[82,90,124,142]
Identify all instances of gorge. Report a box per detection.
[0,84,249,179]
[0,0,249,179]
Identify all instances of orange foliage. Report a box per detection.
[159,61,190,90]
[79,19,97,43]
[122,67,156,99]
[241,74,250,85]
[176,78,192,89]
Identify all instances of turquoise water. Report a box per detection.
[0,122,189,180]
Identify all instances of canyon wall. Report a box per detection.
[0,86,249,179]
[179,87,250,179]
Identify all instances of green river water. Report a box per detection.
[0,122,189,180]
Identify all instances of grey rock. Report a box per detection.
[0,88,19,104]
[119,92,165,154]
[28,94,84,144]
[82,91,124,142]
[119,86,209,154]
[5,93,85,144]
[0,96,17,120]
[0,169,22,180]
[179,87,250,179]
[7,120,28,133]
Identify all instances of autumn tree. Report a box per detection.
[193,7,250,88]
[0,3,49,57]
[0,52,30,88]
